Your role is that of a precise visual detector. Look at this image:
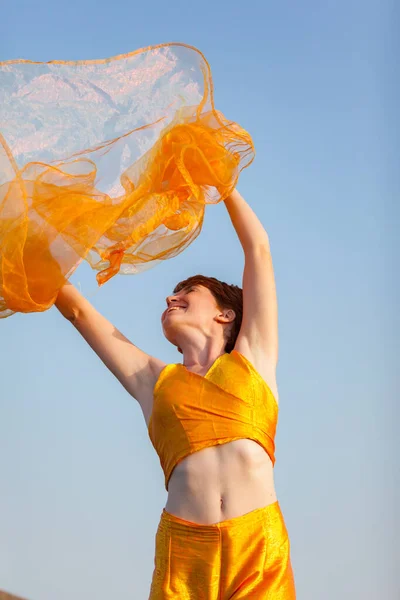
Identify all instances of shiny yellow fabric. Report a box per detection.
[149,501,296,599]
[0,44,254,318]
[148,350,278,491]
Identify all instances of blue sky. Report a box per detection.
[0,1,398,599]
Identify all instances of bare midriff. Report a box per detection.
[164,438,277,525]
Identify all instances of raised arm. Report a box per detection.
[223,189,279,369]
[55,282,166,412]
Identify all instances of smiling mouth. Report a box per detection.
[163,307,186,320]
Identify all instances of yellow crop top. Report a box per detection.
[148,349,279,491]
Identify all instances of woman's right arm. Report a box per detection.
[54,281,88,321]
[55,283,166,407]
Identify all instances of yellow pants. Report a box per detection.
[148,501,296,599]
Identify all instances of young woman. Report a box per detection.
[55,188,296,599]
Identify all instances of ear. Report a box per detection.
[225,309,236,323]
[216,309,236,324]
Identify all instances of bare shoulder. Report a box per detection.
[233,338,279,405]
[71,304,168,421]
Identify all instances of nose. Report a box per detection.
[166,294,180,307]
[162,295,180,321]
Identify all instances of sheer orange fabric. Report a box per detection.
[0,43,254,318]
[149,350,278,491]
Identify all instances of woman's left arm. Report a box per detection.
[223,189,278,366]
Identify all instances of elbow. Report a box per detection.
[55,302,80,323]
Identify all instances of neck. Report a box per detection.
[178,335,227,371]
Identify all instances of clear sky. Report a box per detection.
[1,1,398,599]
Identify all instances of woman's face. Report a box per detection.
[161,284,223,345]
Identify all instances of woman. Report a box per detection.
[55,188,296,599]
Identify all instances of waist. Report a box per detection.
[165,439,277,525]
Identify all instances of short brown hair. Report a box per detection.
[173,275,243,353]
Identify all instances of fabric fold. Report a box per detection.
[0,44,254,318]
